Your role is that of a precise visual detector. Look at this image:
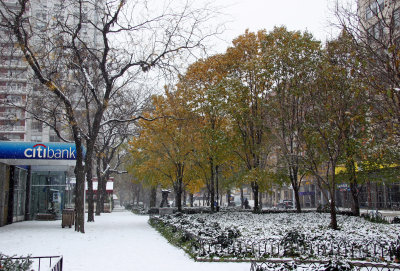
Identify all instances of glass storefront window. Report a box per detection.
[12,167,27,222]
[30,171,67,219]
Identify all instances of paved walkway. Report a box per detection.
[0,211,249,271]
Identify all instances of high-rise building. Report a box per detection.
[0,0,104,225]
[0,0,102,142]
[0,0,28,141]
[358,0,400,42]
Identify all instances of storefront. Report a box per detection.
[0,142,79,226]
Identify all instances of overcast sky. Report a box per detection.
[209,0,340,53]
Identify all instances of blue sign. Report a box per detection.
[299,191,314,196]
[0,141,84,160]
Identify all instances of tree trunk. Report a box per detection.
[251,181,260,212]
[209,158,215,212]
[183,189,186,207]
[290,169,302,213]
[216,165,219,211]
[136,185,140,206]
[329,167,338,230]
[350,181,360,216]
[100,177,107,212]
[259,191,263,210]
[293,185,302,213]
[329,191,338,230]
[175,178,183,212]
[95,157,102,216]
[86,160,94,222]
[227,190,231,206]
[74,161,85,233]
[346,158,360,216]
[150,186,157,208]
[95,179,102,216]
[240,187,244,208]
[95,178,102,216]
[189,193,194,207]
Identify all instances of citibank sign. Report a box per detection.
[24,143,76,159]
[0,141,81,161]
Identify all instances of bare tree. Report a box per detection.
[334,0,400,155]
[0,0,220,232]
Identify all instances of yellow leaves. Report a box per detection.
[45,81,58,92]
[185,178,204,194]
[127,90,198,189]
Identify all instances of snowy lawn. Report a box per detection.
[0,212,249,271]
[151,212,400,262]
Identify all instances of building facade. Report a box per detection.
[0,0,103,226]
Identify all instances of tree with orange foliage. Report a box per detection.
[177,54,232,211]
[224,30,274,212]
[128,90,197,211]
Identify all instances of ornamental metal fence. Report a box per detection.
[0,255,63,271]
[250,260,400,271]
[196,238,395,260]
[151,217,399,262]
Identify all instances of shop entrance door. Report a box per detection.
[30,171,66,219]
[12,167,27,222]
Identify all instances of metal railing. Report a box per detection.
[196,237,395,261]
[0,255,63,271]
[250,260,400,271]
[151,217,399,262]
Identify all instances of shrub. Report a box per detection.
[361,212,388,224]
[0,254,32,271]
[392,216,400,224]
[322,260,353,271]
[280,230,307,257]
[389,241,400,260]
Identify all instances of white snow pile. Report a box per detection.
[151,211,400,261]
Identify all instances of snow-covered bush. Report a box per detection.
[151,211,400,261]
[281,230,307,257]
[322,260,352,271]
[389,237,400,261]
[392,216,400,224]
[0,254,32,271]
[251,260,353,271]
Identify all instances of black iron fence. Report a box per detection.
[0,255,63,271]
[250,260,400,271]
[196,237,396,260]
[151,217,399,262]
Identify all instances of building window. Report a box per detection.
[5,134,23,141]
[50,135,61,142]
[6,95,22,104]
[31,135,42,142]
[366,0,385,20]
[394,8,400,28]
[31,121,43,132]
[368,21,384,40]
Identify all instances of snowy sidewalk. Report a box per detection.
[0,212,249,271]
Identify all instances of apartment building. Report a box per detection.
[0,0,102,142]
[357,0,400,42]
[0,0,103,225]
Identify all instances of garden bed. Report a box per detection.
[149,211,400,262]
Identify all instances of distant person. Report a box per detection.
[244,198,250,209]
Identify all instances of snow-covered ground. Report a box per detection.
[0,211,249,271]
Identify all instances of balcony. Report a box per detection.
[0,50,23,57]
[0,86,28,94]
[0,112,25,120]
[0,62,27,69]
[0,76,28,83]
[0,125,25,132]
